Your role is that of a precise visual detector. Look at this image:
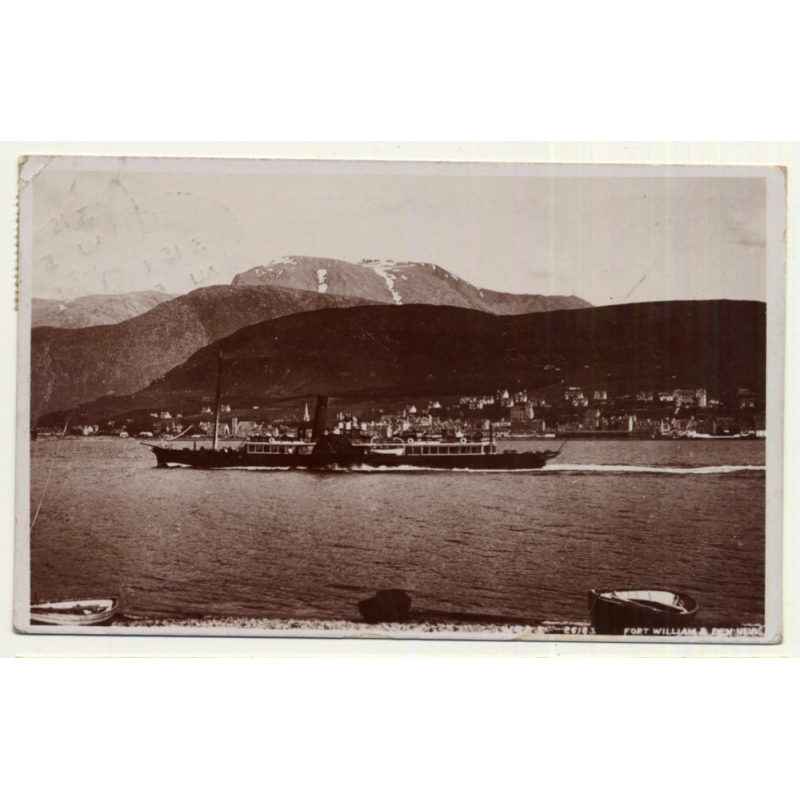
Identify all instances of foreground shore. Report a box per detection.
[98,614,765,641]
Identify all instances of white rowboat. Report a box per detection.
[30,598,118,626]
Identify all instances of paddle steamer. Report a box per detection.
[146,395,559,471]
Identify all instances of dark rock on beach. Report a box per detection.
[358,590,413,623]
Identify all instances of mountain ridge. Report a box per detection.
[55,300,766,424]
[32,290,175,329]
[31,284,380,418]
[232,255,592,314]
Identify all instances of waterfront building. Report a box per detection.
[695,388,708,407]
[737,388,756,409]
[233,419,258,436]
[673,389,697,409]
[713,417,738,435]
[510,402,536,422]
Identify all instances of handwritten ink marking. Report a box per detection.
[621,274,647,301]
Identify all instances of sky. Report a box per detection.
[29,160,768,305]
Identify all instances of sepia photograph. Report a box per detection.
[14,155,785,641]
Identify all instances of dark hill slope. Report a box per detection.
[31,285,379,417]
[70,300,765,420]
[232,255,591,314]
[32,290,175,328]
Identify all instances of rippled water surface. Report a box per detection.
[28,438,766,626]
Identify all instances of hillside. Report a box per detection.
[32,290,175,328]
[63,300,766,422]
[31,285,378,418]
[232,255,591,314]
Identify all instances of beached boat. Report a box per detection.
[30,598,118,626]
[589,589,698,634]
[145,394,560,471]
[358,589,413,622]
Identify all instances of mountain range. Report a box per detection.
[232,256,591,314]
[58,300,766,425]
[31,256,592,417]
[32,290,175,329]
[31,285,373,418]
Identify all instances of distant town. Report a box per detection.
[35,384,766,441]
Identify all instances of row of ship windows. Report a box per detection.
[245,444,492,455]
[247,445,308,454]
[397,446,491,455]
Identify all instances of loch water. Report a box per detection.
[28,438,767,627]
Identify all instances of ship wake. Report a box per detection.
[157,463,764,475]
[541,464,765,475]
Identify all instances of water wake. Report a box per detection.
[542,463,765,475]
[164,463,764,475]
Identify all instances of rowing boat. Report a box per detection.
[30,598,118,626]
[589,589,698,634]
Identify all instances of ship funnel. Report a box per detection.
[311,395,328,440]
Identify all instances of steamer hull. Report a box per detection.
[150,445,309,469]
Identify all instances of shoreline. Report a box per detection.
[26,614,767,641]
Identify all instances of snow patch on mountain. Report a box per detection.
[360,261,403,304]
[376,267,403,304]
[317,269,328,294]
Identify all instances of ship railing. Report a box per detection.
[377,440,496,456]
[246,439,315,454]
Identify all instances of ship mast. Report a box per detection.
[212,349,224,454]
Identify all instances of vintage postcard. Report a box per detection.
[15,156,785,642]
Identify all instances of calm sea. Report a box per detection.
[28,438,766,627]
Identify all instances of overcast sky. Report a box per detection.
[30,161,767,305]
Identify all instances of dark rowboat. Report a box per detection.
[30,598,118,626]
[589,589,698,634]
[358,590,413,623]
